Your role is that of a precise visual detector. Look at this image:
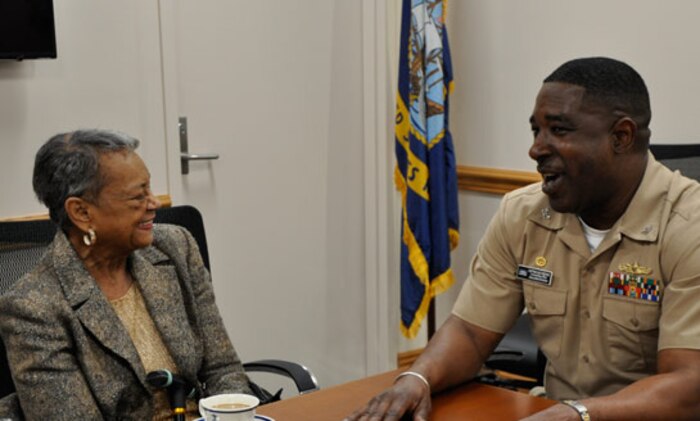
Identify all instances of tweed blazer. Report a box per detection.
[0,224,250,420]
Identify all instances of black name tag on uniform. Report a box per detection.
[516,265,553,286]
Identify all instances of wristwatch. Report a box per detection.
[562,400,591,421]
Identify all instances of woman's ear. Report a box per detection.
[611,117,638,153]
[64,197,92,231]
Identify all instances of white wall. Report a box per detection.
[436,0,700,325]
[449,0,700,172]
[0,1,168,218]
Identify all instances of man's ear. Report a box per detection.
[64,197,92,231]
[611,117,638,153]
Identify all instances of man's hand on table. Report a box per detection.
[344,375,431,421]
[344,317,502,421]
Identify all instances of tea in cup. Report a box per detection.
[199,393,259,421]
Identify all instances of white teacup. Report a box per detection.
[199,393,259,421]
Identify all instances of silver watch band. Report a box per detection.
[562,400,591,421]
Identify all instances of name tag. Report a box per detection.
[516,265,553,286]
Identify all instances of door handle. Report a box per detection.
[179,117,220,174]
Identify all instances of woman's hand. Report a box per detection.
[344,375,431,421]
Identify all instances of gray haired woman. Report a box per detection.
[0,130,251,420]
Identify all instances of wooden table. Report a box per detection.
[258,369,555,420]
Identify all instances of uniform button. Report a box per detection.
[582,355,590,363]
[630,318,639,327]
[529,302,537,311]
[583,310,590,319]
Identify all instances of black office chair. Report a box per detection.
[650,143,700,182]
[479,313,546,390]
[0,218,56,415]
[0,205,318,408]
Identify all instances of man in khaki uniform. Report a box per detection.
[347,57,700,420]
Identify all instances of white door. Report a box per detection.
[158,0,396,390]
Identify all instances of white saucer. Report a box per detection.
[194,416,274,421]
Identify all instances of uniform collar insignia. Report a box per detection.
[541,207,551,220]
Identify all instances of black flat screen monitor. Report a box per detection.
[0,0,57,60]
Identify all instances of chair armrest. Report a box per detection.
[243,359,319,394]
[484,313,545,383]
[0,393,22,419]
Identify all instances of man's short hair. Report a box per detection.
[544,57,651,134]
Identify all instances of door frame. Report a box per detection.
[361,0,400,374]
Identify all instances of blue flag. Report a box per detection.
[395,0,459,339]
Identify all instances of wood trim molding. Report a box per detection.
[0,194,172,222]
[397,348,423,369]
[457,165,540,195]
[3,166,538,219]
[157,194,173,208]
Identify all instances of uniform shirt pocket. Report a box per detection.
[523,285,567,359]
[602,296,660,372]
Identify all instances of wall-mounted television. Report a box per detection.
[0,0,57,60]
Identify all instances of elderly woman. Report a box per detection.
[0,130,251,420]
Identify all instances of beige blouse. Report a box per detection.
[111,283,199,420]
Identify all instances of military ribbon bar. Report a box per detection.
[608,271,662,302]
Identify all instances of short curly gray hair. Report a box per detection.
[32,129,140,230]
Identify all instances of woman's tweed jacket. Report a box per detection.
[0,224,250,420]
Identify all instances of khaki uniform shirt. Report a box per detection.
[452,154,700,400]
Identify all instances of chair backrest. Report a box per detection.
[0,218,56,399]
[0,219,56,295]
[484,312,545,386]
[0,205,208,294]
[0,337,14,400]
[153,205,211,270]
[650,143,700,182]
